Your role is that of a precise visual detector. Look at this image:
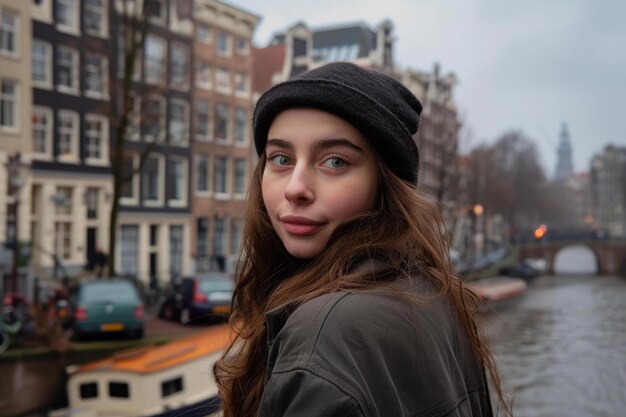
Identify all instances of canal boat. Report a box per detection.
[49,324,234,417]
[467,276,528,304]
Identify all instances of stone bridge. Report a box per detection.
[518,239,626,276]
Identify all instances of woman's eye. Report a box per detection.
[323,157,347,169]
[269,155,292,166]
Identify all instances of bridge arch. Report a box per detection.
[553,244,599,275]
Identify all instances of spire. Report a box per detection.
[554,122,574,181]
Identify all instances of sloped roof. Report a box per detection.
[312,24,376,63]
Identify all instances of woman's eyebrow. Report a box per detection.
[313,138,364,154]
[266,138,293,150]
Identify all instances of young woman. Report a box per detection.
[215,62,509,417]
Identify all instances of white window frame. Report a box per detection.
[142,154,165,207]
[215,67,231,95]
[145,34,166,85]
[84,53,109,99]
[234,107,247,146]
[32,106,53,160]
[214,102,229,143]
[120,153,139,206]
[0,79,19,132]
[32,39,52,88]
[84,113,109,165]
[117,33,142,81]
[233,158,247,199]
[124,94,140,141]
[142,94,165,142]
[214,155,229,200]
[195,60,212,90]
[55,0,80,35]
[57,110,79,162]
[195,153,211,196]
[0,7,19,58]
[54,221,73,260]
[195,98,211,142]
[197,24,211,44]
[235,37,249,56]
[57,46,80,94]
[169,99,189,145]
[234,72,249,98]
[119,224,139,276]
[83,0,108,38]
[168,157,188,207]
[169,42,189,90]
[216,31,231,57]
[147,0,166,26]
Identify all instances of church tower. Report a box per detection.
[554,123,574,181]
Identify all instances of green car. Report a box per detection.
[70,279,144,340]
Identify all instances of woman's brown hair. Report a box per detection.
[214,154,511,417]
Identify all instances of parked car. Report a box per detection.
[159,273,234,324]
[68,279,144,340]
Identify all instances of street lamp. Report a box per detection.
[5,153,30,293]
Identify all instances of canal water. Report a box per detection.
[482,274,626,417]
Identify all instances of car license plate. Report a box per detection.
[213,306,231,314]
[101,323,124,331]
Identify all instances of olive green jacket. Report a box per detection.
[258,281,493,417]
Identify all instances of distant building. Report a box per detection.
[191,0,259,274]
[591,145,626,237]
[554,122,574,182]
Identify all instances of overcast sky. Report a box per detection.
[233,0,626,177]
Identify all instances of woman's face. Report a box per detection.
[262,108,379,259]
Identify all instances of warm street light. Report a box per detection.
[473,204,484,216]
[5,153,30,293]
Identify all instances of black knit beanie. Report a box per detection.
[253,62,422,184]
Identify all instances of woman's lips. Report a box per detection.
[280,216,325,236]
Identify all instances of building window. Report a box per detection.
[168,158,186,203]
[121,155,136,199]
[0,80,17,130]
[196,153,209,193]
[57,46,79,93]
[234,107,247,144]
[195,99,210,140]
[197,24,211,44]
[56,0,79,33]
[84,0,106,36]
[109,382,130,399]
[54,186,73,216]
[85,53,108,97]
[54,222,72,260]
[142,95,165,141]
[161,376,183,398]
[150,224,158,246]
[84,114,108,163]
[85,187,98,219]
[146,0,165,24]
[145,34,166,84]
[142,156,160,202]
[231,218,244,255]
[214,156,228,195]
[215,68,230,94]
[80,382,98,399]
[169,225,183,277]
[57,110,79,160]
[120,225,138,276]
[234,72,248,96]
[196,217,209,258]
[123,94,140,140]
[169,100,189,144]
[235,37,248,55]
[217,31,230,57]
[32,40,52,87]
[195,60,212,90]
[0,8,18,56]
[234,158,246,195]
[170,43,189,89]
[213,214,226,256]
[214,103,229,141]
[32,106,52,156]
[117,33,141,80]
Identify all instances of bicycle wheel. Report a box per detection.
[0,326,8,354]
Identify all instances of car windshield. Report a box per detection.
[199,279,233,293]
[81,282,139,303]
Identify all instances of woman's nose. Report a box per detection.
[284,165,314,204]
